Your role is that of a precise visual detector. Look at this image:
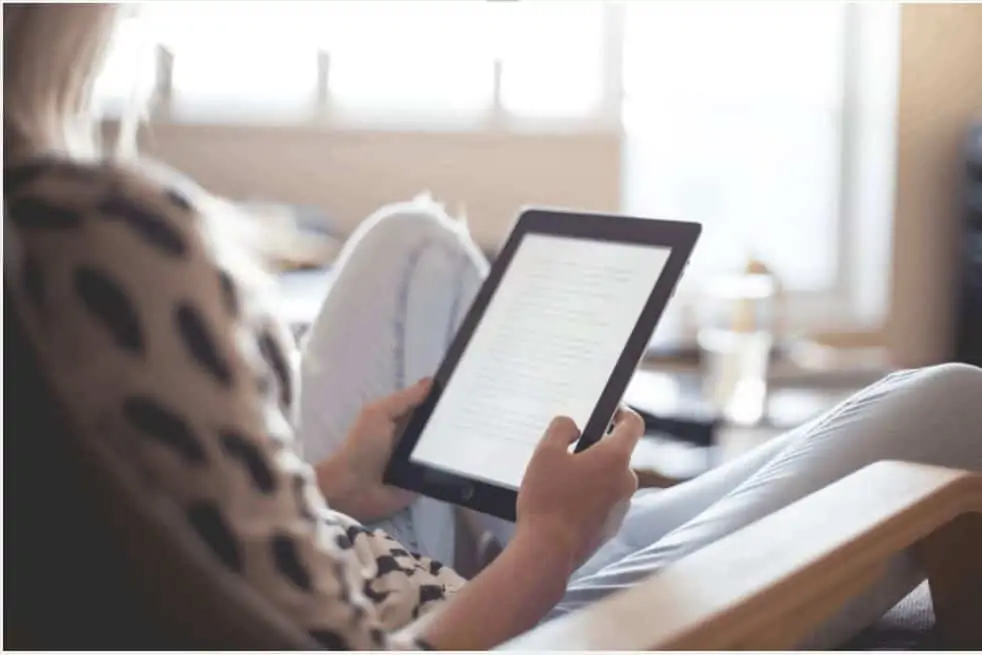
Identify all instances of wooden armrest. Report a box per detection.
[503,461,982,650]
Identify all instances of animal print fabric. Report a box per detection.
[3,157,465,649]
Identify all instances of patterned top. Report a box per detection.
[3,157,466,649]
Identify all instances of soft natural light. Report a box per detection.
[94,0,875,324]
[622,2,846,292]
[324,2,494,119]
[116,1,608,122]
[91,15,156,115]
[497,3,604,118]
[172,45,319,120]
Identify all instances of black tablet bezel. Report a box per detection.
[383,208,701,521]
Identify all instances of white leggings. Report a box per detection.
[296,201,982,648]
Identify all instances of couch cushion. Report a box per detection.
[843,582,941,650]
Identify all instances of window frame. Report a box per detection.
[101,2,899,340]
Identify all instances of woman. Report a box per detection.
[5,4,981,650]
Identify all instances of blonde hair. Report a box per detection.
[3,3,121,164]
[3,3,274,289]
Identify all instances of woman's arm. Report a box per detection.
[413,526,572,649]
[414,413,643,649]
[314,380,429,522]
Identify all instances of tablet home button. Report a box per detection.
[460,485,475,501]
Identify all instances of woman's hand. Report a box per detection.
[516,407,643,577]
[315,378,431,522]
[419,407,644,650]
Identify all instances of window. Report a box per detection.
[496,3,605,119]
[619,2,898,340]
[100,1,611,127]
[623,2,846,293]
[95,2,899,338]
[91,12,157,117]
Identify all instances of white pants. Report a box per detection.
[296,201,982,648]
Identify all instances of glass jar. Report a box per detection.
[697,261,778,425]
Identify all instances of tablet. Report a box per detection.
[384,208,700,521]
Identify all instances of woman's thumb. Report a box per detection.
[381,378,432,417]
[539,416,581,451]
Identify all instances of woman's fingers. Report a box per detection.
[538,408,641,458]
[378,377,432,418]
[603,407,644,458]
[539,416,581,451]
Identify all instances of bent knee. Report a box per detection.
[899,362,982,416]
[353,195,477,260]
[914,362,982,394]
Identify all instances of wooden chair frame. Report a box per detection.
[504,461,982,650]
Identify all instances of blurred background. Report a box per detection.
[95,1,981,409]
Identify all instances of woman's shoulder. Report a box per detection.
[5,151,298,415]
[4,154,201,218]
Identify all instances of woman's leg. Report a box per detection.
[573,427,794,580]
[296,195,488,565]
[553,363,982,648]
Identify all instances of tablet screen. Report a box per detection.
[410,233,672,489]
